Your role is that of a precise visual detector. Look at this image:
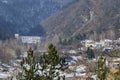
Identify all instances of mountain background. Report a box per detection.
[0,0,120,43]
[0,0,73,40]
[41,0,120,44]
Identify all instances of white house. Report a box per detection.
[100,39,112,47]
[95,42,102,49]
[81,40,96,48]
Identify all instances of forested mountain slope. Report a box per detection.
[41,0,120,42]
[0,0,72,40]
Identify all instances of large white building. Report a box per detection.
[20,36,41,44]
[15,34,41,44]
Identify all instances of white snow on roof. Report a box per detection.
[71,56,78,61]
[68,50,76,54]
[0,72,11,78]
[71,56,82,61]
[65,73,74,78]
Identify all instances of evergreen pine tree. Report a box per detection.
[16,44,68,80]
[17,48,37,80]
[97,56,107,80]
[86,47,95,59]
[39,44,68,80]
[115,61,120,80]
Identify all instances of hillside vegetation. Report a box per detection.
[41,0,120,43]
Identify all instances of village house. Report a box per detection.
[106,58,120,74]
[100,39,113,47]
[81,40,96,48]
[81,39,114,50]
